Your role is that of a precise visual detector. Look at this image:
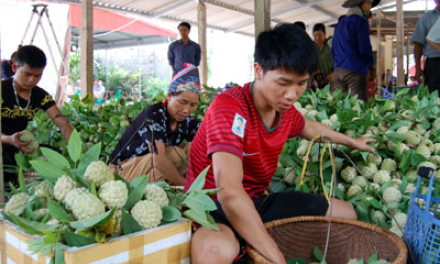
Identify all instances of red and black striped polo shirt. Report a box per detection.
[184,82,305,200]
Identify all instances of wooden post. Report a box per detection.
[80,0,93,97]
[198,1,208,86]
[396,0,405,86]
[406,34,410,79]
[255,0,271,39]
[0,34,4,203]
[376,12,383,96]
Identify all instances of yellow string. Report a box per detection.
[299,134,335,206]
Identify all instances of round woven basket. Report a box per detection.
[246,216,407,264]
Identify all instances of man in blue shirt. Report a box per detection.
[412,0,440,95]
[331,0,380,101]
[168,22,201,77]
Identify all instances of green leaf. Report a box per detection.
[187,166,210,193]
[123,176,147,210]
[18,167,26,193]
[77,143,101,175]
[368,253,378,263]
[55,242,65,264]
[30,160,65,180]
[410,151,426,167]
[8,214,58,235]
[313,247,324,261]
[121,210,142,235]
[41,147,71,169]
[385,132,406,143]
[162,206,182,222]
[129,175,148,190]
[367,199,383,210]
[67,130,82,163]
[90,183,98,197]
[48,200,73,222]
[196,188,222,196]
[183,209,218,230]
[389,120,411,131]
[64,230,95,247]
[184,193,217,212]
[287,258,307,264]
[70,209,115,232]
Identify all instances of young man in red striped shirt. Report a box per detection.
[185,24,375,264]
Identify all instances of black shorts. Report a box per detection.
[211,191,328,246]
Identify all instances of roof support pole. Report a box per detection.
[376,12,383,95]
[198,0,208,86]
[80,0,94,97]
[0,33,3,202]
[406,34,410,78]
[255,0,271,39]
[396,0,405,86]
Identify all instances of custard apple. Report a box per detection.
[390,224,404,238]
[47,219,60,225]
[337,183,346,193]
[296,145,308,157]
[33,208,49,220]
[418,161,437,171]
[20,130,34,142]
[98,180,129,209]
[406,170,418,182]
[283,167,297,185]
[144,184,169,208]
[373,210,386,223]
[396,126,410,134]
[383,187,402,204]
[70,193,106,220]
[352,176,368,188]
[305,104,315,111]
[391,212,407,228]
[381,158,396,172]
[434,143,440,155]
[330,114,338,123]
[131,200,162,230]
[5,192,30,215]
[368,183,380,192]
[429,155,440,166]
[405,131,422,145]
[387,140,397,152]
[420,139,435,152]
[366,126,380,135]
[84,161,114,187]
[396,143,409,155]
[345,130,355,138]
[54,175,77,201]
[34,181,54,198]
[416,145,431,160]
[298,108,308,116]
[373,170,391,185]
[414,123,427,135]
[306,110,319,118]
[367,154,382,166]
[321,119,333,127]
[341,167,356,183]
[405,183,416,194]
[25,140,39,150]
[64,188,89,210]
[361,163,377,179]
[346,185,362,198]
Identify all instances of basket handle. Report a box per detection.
[416,166,435,214]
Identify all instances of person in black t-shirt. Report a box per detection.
[1,45,73,188]
[110,65,200,185]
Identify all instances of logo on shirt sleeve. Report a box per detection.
[232,113,246,138]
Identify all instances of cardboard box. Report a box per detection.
[0,218,191,264]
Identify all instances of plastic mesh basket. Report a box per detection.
[404,169,440,264]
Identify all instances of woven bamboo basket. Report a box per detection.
[246,216,407,264]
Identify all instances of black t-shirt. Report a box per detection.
[1,78,56,136]
[110,102,200,164]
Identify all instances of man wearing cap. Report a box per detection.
[412,0,440,95]
[331,0,380,101]
[110,65,201,185]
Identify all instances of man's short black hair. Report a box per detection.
[293,21,306,30]
[15,45,46,68]
[313,23,326,34]
[254,23,319,76]
[178,22,191,31]
[10,51,17,61]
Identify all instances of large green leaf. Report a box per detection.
[287,258,307,264]
[123,176,147,210]
[162,206,182,222]
[55,242,66,264]
[41,147,71,169]
[30,160,65,180]
[67,130,82,163]
[8,214,58,235]
[184,193,217,212]
[48,200,73,222]
[130,175,148,190]
[77,143,101,175]
[18,167,26,193]
[187,165,210,193]
[121,210,142,235]
[69,209,115,232]
[183,210,219,230]
[64,230,95,247]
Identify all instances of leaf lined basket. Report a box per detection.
[246,216,407,264]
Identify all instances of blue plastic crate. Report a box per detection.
[404,169,440,264]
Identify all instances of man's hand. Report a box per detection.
[415,68,424,84]
[349,137,376,152]
[10,132,36,153]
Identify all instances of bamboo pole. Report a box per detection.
[198,0,208,86]
[80,0,93,97]
[376,12,383,97]
[396,0,405,86]
[255,0,271,39]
